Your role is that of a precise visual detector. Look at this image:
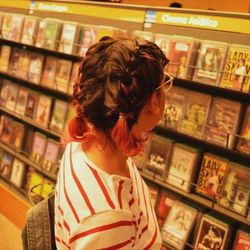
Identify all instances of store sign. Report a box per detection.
[151,11,250,34]
[37,2,68,12]
[33,1,145,23]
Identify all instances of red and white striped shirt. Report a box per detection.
[54,142,162,249]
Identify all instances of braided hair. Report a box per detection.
[68,36,168,156]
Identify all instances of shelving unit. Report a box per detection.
[0,0,249,247]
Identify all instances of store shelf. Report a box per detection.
[0,106,61,139]
[155,126,250,167]
[0,72,71,103]
[174,78,250,104]
[0,141,57,182]
[141,171,250,226]
[0,38,82,62]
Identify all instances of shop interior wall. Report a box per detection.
[123,0,250,13]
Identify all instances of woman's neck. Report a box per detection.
[82,135,130,178]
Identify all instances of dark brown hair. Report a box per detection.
[68,36,168,155]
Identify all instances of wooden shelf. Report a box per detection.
[0,181,31,229]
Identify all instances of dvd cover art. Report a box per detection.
[205,97,242,149]
[15,87,28,116]
[16,50,31,80]
[55,59,72,93]
[10,158,25,187]
[0,80,11,107]
[155,190,177,227]
[34,95,52,128]
[41,56,58,88]
[166,36,196,79]
[9,14,24,42]
[194,215,229,250]
[193,40,228,85]
[68,61,81,95]
[0,115,14,144]
[178,91,212,138]
[233,230,250,250]
[1,13,13,40]
[42,140,60,173]
[77,25,97,57]
[0,152,13,179]
[9,47,22,77]
[166,144,199,192]
[219,163,250,216]
[144,135,172,180]
[220,44,250,93]
[31,132,47,164]
[5,82,19,111]
[36,18,62,50]
[21,16,39,45]
[196,153,229,200]
[2,13,24,42]
[10,122,25,150]
[28,52,44,84]
[160,87,187,129]
[0,45,11,73]
[161,201,197,250]
[50,100,68,132]
[59,22,79,54]
[25,91,39,119]
[237,106,250,154]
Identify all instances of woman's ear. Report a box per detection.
[146,92,161,115]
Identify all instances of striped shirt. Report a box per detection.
[54,142,162,249]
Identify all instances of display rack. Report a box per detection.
[0,2,249,247]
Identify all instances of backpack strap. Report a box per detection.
[25,194,55,250]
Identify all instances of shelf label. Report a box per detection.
[151,10,250,34]
[33,1,145,23]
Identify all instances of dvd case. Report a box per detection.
[59,21,79,54]
[219,163,250,216]
[194,214,230,250]
[34,95,52,128]
[30,132,47,164]
[237,106,250,154]
[205,97,242,149]
[161,201,198,250]
[166,143,200,192]
[143,134,173,180]
[196,153,229,200]
[0,45,11,73]
[193,40,228,86]
[77,25,97,57]
[178,91,212,138]
[21,16,40,45]
[220,44,250,93]
[10,158,25,187]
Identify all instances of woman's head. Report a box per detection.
[68,36,169,156]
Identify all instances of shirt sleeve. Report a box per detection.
[68,209,136,250]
